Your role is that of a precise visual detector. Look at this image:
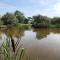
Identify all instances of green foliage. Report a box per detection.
[1,10,60,28]
[0,38,30,60]
[1,10,29,27]
[0,19,3,25]
[51,17,60,24]
[15,10,25,23]
[1,13,18,26]
[33,15,49,24]
[0,17,3,25]
[24,18,28,24]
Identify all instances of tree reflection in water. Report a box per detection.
[33,28,60,40]
[0,27,29,53]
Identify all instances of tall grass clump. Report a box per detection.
[0,37,30,60]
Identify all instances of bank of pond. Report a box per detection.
[0,24,60,29]
[32,23,60,28]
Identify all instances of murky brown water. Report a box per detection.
[0,27,60,60]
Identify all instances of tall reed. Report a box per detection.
[0,37,30,60]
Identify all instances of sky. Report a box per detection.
[0,0,60,17]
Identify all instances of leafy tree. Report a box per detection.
[14,10,25,23]
[1,13,18,26]
[0,17,3,25]
[33,14,49,24]
[23,18,28,24]
[33,15,41,23]
[51,17,60,24]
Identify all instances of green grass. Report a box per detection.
[16,23,32,29]
[0,25,7,28]
[49,24,60,28]
[16,23,32,27]
[0,23,32,28]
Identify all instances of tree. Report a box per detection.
[23,18,28,24]
[33,15,41,23]
[32,14,50,28]
[33,14,49,24]
[14,10,25,23]
[51,17,60,24]
[0,20,3,25]
[0,17,3,25]
[1,13,18,26]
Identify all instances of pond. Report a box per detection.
[0,27,60,60]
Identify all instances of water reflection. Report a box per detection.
[0,27,29,38]
[20,28,60,60]
[1,27,60,41]
[11,36,15,52]
[0,33,7,46]
[33,28,49,39]
[0,27,29,52]
[49,28,60,33]
[33,28,60,40]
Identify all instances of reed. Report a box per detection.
[0,38,30,60]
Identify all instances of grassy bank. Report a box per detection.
[0,25,7,28]
[49,24,60,28]
[1,24,60,28]
[15,23,32,29]
[0,24,32,28]
[16,23,32,27]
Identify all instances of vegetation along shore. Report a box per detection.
[0,10,60,28]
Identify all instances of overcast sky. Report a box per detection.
[0,0,60,17]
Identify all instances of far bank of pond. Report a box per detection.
[1,23,60,28]
[32,23,60,28]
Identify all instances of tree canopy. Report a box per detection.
[0,10,60,28]
[51,17,60,24]
[33,15,49,24]
[14,10,25,23]
[1,13,18,26]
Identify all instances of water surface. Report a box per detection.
[0,28,60,60]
